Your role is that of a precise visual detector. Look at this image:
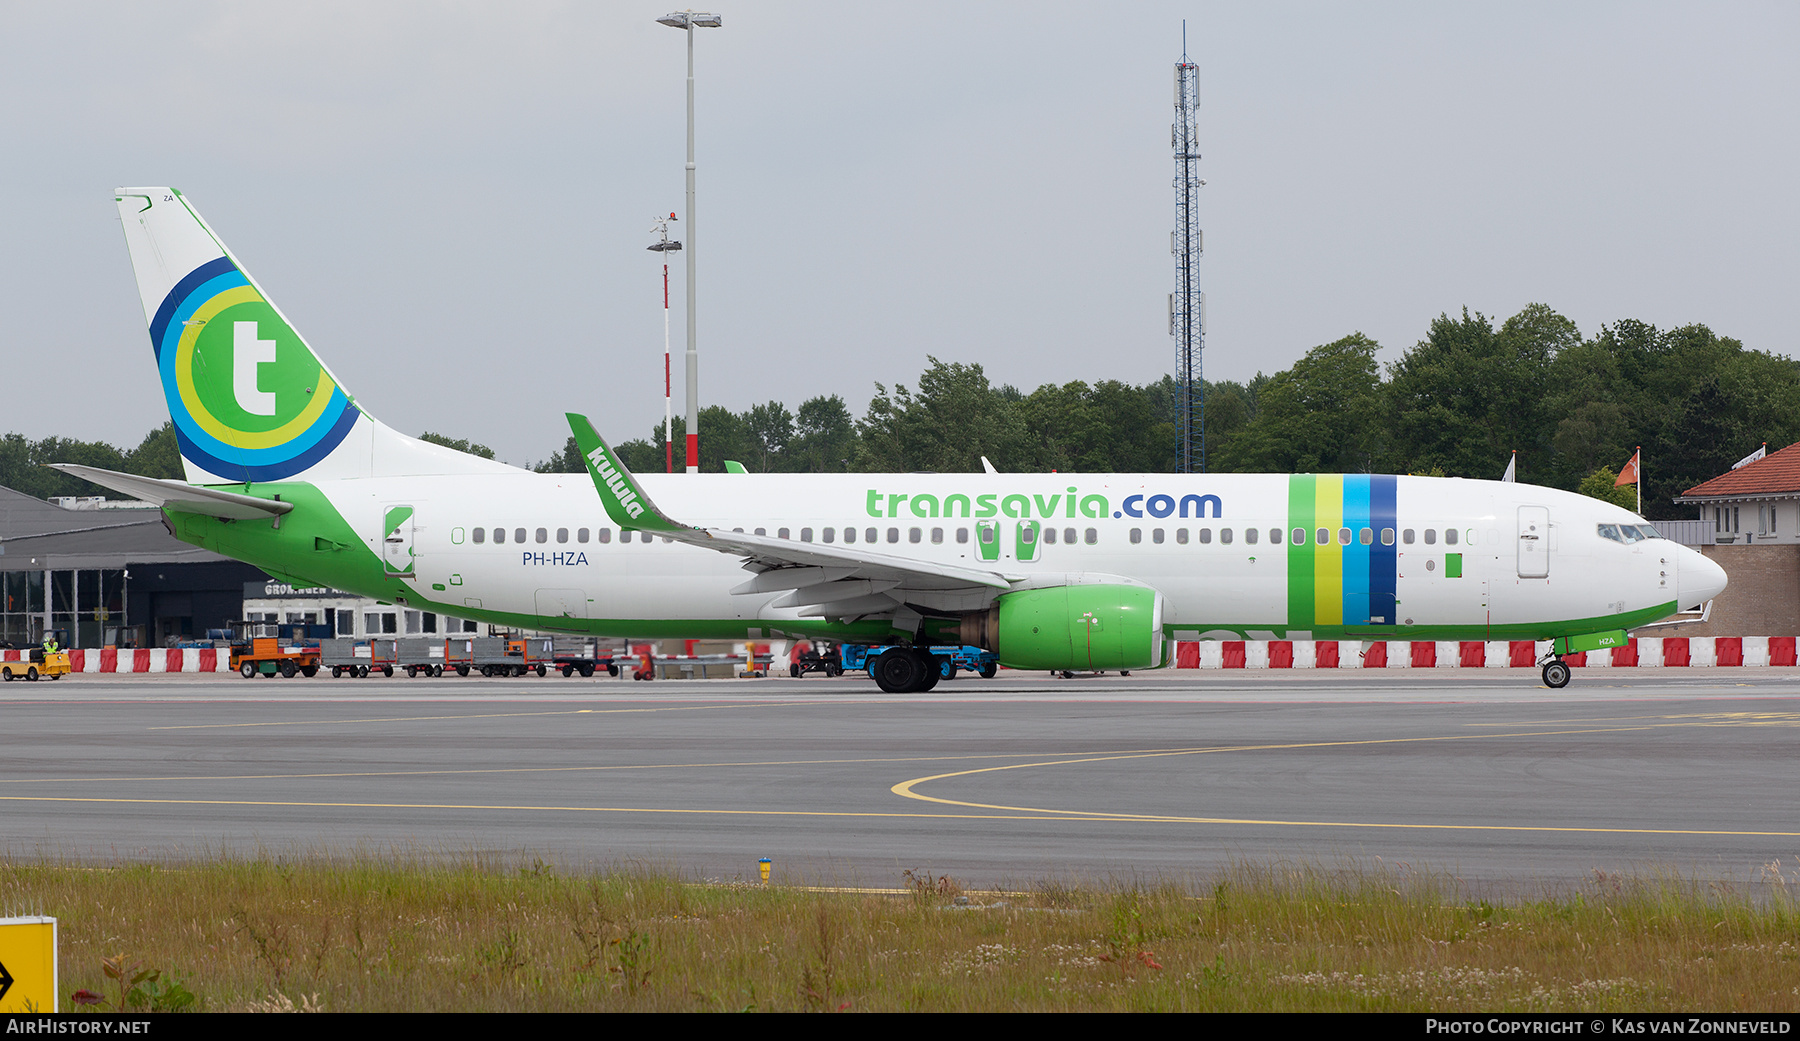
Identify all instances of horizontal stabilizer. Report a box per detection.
[49,464,294,520]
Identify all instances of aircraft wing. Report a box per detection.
[48,463,295,520]
[566,414,1017,623]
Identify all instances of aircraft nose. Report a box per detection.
[1675,545,1727,610]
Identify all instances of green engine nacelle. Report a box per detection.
[960,583,1165,671]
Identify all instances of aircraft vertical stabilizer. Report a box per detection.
[113,188,516,484]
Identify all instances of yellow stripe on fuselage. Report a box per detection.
[1313,474,1343,626]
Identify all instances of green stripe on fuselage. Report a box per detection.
[1286,474,1315,632]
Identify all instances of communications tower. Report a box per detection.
[1170,34,1206,473]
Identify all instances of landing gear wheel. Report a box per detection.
[1542,659,1571,689]
[916,651,942,692]
[872,649,925,694]
[241,662,257,679]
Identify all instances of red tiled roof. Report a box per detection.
[1678,441,1800,500]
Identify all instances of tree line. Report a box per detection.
[527,304,1791,520]
[5,303,1790,521]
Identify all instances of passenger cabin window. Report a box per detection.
[1198,528,1212,544]
[1177,529,1190,545]
[1291,528,1305,546]
[1337,528,1351,545]
[958,528,970,544]
[931,528,944,544]
[494,527,506,544]
[1084,528,1097,545]
[1445,529,1458,545]
[866,527,878,543]
[578,528,589,543]
[909,527,922,543]
[473,528,486,544]
[1244,528,1258,545]
[1152,528,1165,544]
[535,528,547,544]
[1220,528,1234,545]
[1130,528,1142,544]
[823,528,835,543]
[778,528,790,540]
[597,528,611,543]
[1359,528,1373,546]
[887,528,900,543]
[1381,527,1395,545]
[514,528,526,544]
[1424,529,1437,545]
[844,527,856,543]
[556,528,568,544]
[801,528,813,542]
[1043,527,1057,544]
[1403,529,1415,544]
[1316,528,1328,545]
[1063,527,1076,544]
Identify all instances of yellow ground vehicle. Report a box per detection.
[1,648,71,682]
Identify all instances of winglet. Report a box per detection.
[566,413,686,534]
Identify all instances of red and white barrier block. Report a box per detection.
[1170,637,1798,669]
[0,648,228,673]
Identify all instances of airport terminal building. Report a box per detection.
[0,486,264,647]
[0,485,481,648]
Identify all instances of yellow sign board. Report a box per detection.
[0,917,57,1013]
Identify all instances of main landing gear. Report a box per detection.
[871,647,946,694]
[1540,656,1571,689]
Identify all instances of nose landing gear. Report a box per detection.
[1540,657,1571,689]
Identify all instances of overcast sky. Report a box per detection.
[3,2,1795,466]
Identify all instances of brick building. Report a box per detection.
[1671,442,1800,636]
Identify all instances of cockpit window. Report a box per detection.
[1599,523,1662,544]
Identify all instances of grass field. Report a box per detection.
[10,853,1800,1012]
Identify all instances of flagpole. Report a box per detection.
[1637,445,1641,516]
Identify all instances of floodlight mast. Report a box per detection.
[658,10,722,473]
[1171,30,1206,474]
[647,214,683,473]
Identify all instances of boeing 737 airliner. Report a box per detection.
[60,188,1728,692]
